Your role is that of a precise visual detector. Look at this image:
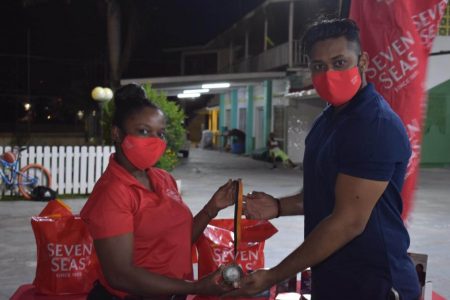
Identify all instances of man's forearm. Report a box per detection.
[278,190,304,216]
[268,213,362,284]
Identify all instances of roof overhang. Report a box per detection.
[121,72,286,97]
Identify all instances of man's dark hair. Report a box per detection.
[302,18,361,57]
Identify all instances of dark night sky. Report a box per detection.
[1,0,265,67]
[0,0,265,126]
[0,0,265,89]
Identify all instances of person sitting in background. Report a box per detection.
[81,83,236,300]
[267,133,296,169]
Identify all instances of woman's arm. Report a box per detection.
[94,233,230,297]
[192,202,219,243]
[192,180,236,243]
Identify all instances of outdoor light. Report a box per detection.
[91,87,113,102]
[201,82,230,89]
[77,110,84,120]
[103,87,113,100]
[178,93,201,99]
[91,87,105,101]
[91,86,113,144]
[24,103,31,111]
[183,88,210,94]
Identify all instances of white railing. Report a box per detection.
[223,39,308,73]
[293,39,309,66]
[234,42,290,73]
[0,145,115,196]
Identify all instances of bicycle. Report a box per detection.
[0,147,52,199]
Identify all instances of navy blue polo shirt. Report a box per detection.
[303,83,420,300]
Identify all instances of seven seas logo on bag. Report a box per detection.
[212,247,261,271]
[47,243,94,275]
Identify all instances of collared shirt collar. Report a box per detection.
[323,83,375,119]
[106,154,152,189]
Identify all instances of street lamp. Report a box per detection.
[91,87,113,102]
[91,86,113,144]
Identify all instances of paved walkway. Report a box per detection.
[1,148,449,299]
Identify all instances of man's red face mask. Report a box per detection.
[312,66,362,106]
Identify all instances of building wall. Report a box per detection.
[286,97,325,164]
[186,111,206,144]
[222,79,289,149]
[422,10,450,166]
[426,36,450,90]
[421,79,450,166]
[220,79,325,161]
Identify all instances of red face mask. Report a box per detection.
[121,135,166,170]
[312,66,362,106]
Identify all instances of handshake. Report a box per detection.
[196,264,276,298]
[196,182,292,297]
[202,264,304,298]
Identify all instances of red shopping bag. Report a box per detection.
[196,218,277,278]
[31,199,99,295]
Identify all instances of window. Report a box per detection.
[439,5,450,36]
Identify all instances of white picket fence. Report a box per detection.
[0,145,115,196]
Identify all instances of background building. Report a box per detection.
[124,1,450,167]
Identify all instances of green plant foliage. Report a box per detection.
[101,84,186,171]
[102,100,114,145]
[143,84,186,154]
[155,148,179,172]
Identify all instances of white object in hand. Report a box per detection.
[222,264,243,284]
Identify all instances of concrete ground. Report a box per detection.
[0,148,449,299]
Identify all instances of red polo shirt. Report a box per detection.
[80,155,193,298]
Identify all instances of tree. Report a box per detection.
[104,0,138,88]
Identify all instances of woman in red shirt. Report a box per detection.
[81,84,237,300]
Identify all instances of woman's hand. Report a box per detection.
[194,266,236,296]
[243,191,279,220]
[193,180,238,242]
[205,179,238,217]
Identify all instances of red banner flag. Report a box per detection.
[350,0,448,220]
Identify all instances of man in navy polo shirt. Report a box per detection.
[229,18,421,300]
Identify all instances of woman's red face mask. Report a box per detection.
[116,106,167,170]
[121,135,166,170]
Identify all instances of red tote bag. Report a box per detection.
[31,199,99,295]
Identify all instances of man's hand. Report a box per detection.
[223,269,274,297]
[243,191,279,220]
